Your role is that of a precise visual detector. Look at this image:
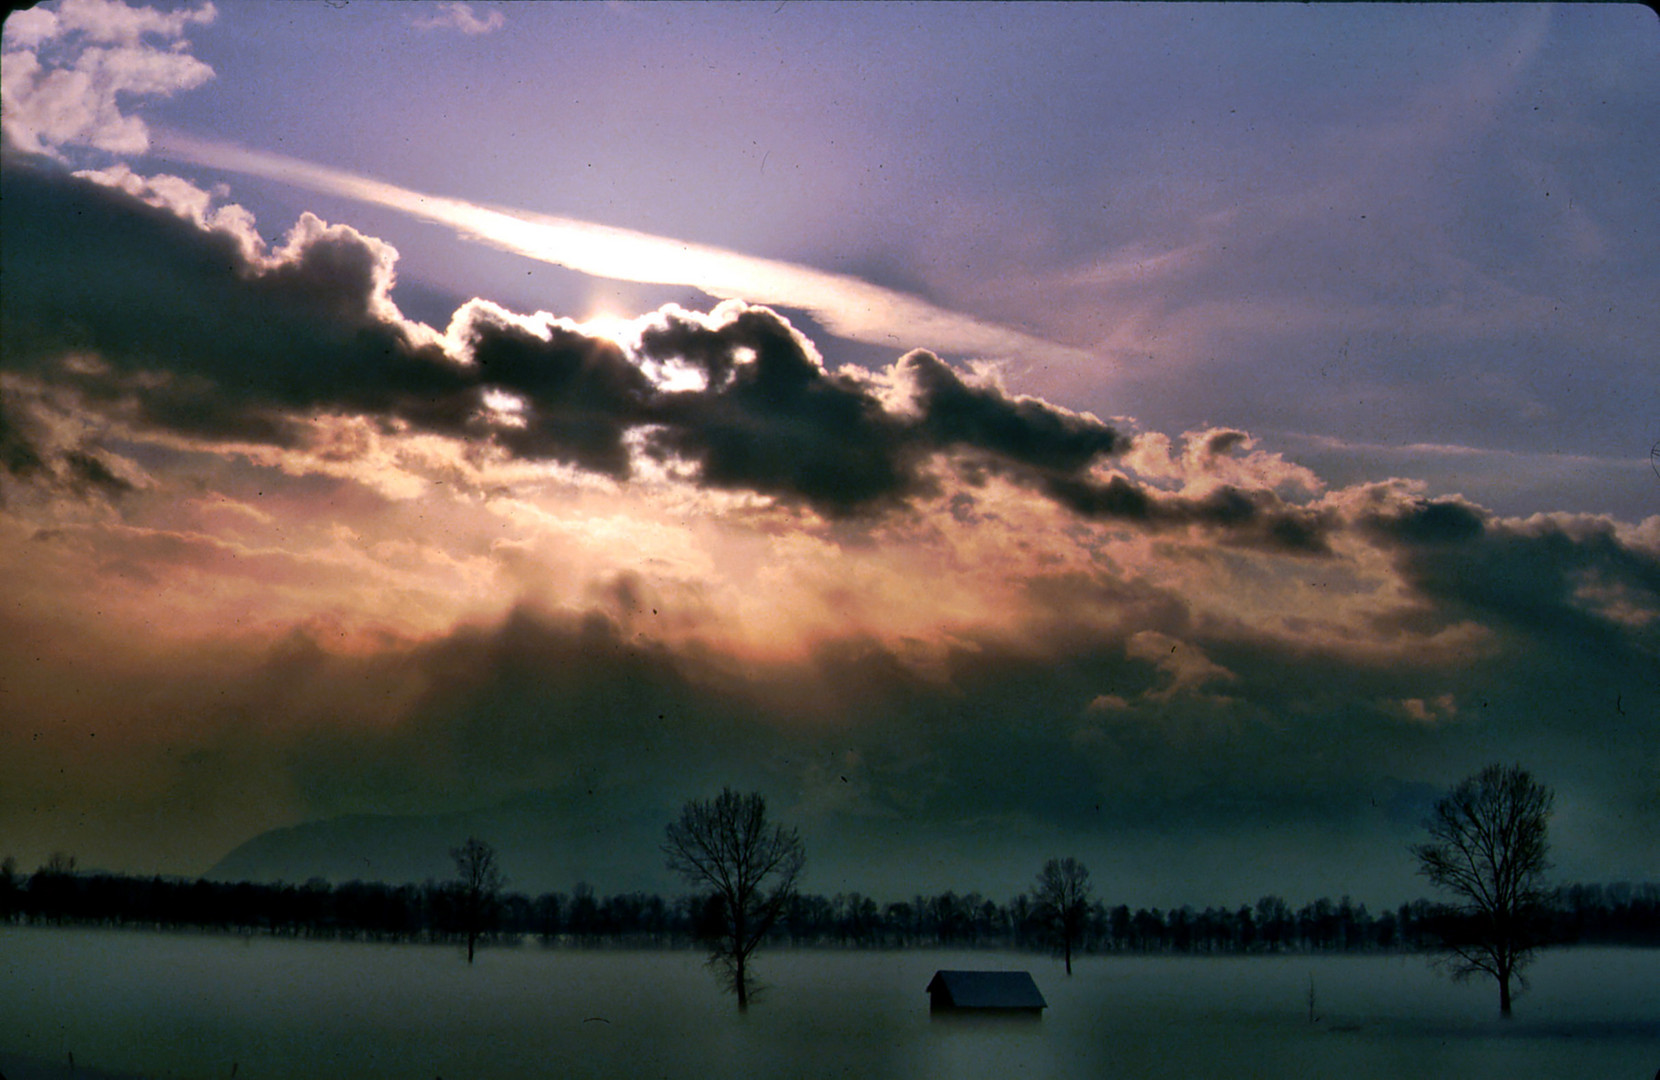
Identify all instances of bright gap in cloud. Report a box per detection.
[479,388,528,428]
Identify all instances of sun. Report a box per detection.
[572,300,639,346]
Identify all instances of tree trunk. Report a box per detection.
[1064,936,1073,975]
[467,929,476,965]
[1498,967,1512,1018]
[735,951,749,1010]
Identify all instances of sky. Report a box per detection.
[1,0,1656,908]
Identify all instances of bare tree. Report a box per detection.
[1034,856,1092,975]
[1412,763,1553,1017]
[450,836,504,965]
[663,788,805,1009]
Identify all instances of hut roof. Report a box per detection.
[926,970,1047,1010]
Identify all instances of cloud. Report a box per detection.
[896,350,1129,473]
[1125,428,1324,497]
[20,158,1652,606]
[3,162,1136,520]
[631,303,918,513]
[6,154,1658,896]
[7,534,1653,897]
[1,0,216,157]
[152,133,1093,370]
[12,158,1656,583]
[1397,694,1457,724]
[1041,471,1334,555]
[1124,630,1237,702]
[4,0,214,48]
[73,161,265,262]
[1360,490,1660,649]
[448,298,653,478]
[411,2,504,36]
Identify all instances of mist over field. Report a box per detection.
[3,928,1657,1080]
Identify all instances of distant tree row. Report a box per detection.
[0,765,1633,1021]
[4,855,1655,954]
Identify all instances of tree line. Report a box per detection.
[2,765,1651,1019]
[4,855,1655,954]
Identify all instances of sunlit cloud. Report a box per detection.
[1,0,216,156]
[1125,630,1237,702]
[1397,694,1458,724]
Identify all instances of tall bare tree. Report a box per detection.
[1412,763,1553,1017]
[1034,856,1092,975]
[663,788,805,1009]
[450,836,504,965]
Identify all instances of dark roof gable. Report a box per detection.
[925,970,1047,1010]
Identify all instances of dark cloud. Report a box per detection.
[272,574,1645,858]
[60,449,135,498]
[1370,499,1660,651]
[1044,472,1334,555]
[0,395,45,480]
[898,349,1128,472]
[456,304,654,476]
[1,161,471,448]
[2,163,1145,520]
[637,305,917,513]
[1361,494,1488,547]
[1198,429,1251,459]
[5,163,1650,607]
[0,381,138,505]
[6,162,1362,550]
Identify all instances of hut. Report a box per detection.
[925,970,1046,1016]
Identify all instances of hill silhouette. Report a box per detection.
[207,788,680,894]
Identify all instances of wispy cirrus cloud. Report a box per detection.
[1286,431,1638,469]
[152,133,1092,370]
